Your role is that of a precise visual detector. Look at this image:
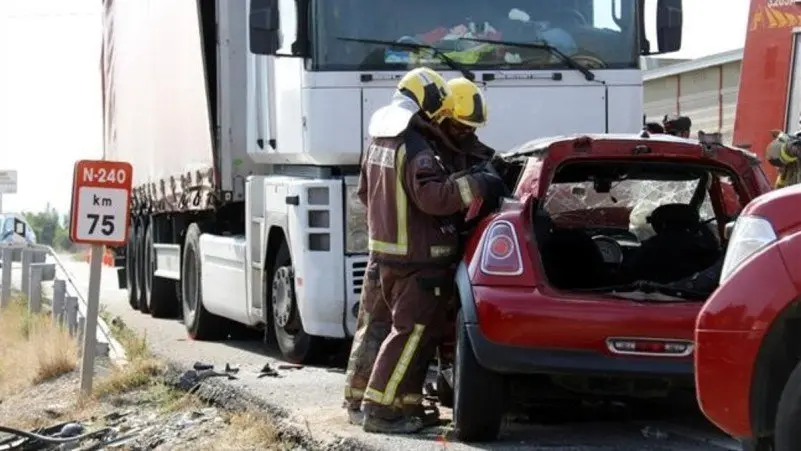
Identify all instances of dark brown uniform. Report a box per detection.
[344,130,496,415]
[359,128,483,419]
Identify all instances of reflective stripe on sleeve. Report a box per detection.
[455,176,474,207]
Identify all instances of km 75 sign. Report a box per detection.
[69,160,133,246]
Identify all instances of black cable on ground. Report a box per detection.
[0,425,113,445]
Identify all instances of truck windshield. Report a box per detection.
[312,0,638,72]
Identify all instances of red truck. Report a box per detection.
[695,1,801,449]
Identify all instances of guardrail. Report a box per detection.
[0,244,124,360]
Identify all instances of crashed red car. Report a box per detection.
[437,132,772,442]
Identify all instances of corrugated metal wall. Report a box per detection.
[643,60,741,144]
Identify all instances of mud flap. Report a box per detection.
[117,267,127,290]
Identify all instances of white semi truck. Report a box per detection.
[101,0,684,363]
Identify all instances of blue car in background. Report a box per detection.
[0,213,36,246]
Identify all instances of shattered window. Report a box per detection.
[545,177,720,241]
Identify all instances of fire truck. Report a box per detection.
[101,0,683,363]
[733,0,801,183]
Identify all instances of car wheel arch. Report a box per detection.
[455,262,480,325]
[749,297,801,438]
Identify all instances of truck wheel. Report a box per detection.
[135,221,148,312]
[144,220,178,318]
[270,241,322,364]
[181,223,224,340]
[125,221,138,309]
[773,360,801,451]
[452,309,505,442]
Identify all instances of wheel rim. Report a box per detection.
[184,246,199,314]
[272,266,298,332]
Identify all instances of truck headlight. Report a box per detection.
[345,184,368,254]
[719,215,777,283]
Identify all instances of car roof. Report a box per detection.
[504,133,760,165]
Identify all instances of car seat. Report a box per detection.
[628,204,720,283]
[534,207,608,289]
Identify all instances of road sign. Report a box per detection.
[0,170,17,194]
[69,160,133,246]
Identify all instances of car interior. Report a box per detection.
[494,158,744,297]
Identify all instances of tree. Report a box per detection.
[22,206,73,251]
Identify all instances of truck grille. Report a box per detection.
[349,259,367,295]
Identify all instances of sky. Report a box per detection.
[0,0,751,214]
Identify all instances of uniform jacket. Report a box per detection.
[766,132,801,188]
[357,128,482,266]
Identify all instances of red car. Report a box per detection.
[695,183,801,451]
[438,132,772,442]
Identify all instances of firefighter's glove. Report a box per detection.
[473,171,507,200]
[489,153,509,174]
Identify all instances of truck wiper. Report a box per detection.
[337,37,476,81]
[458,37,595,82]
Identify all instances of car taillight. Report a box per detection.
[606,338,694,357]
[480,220,523,276]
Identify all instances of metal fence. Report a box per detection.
[0,244,114,357]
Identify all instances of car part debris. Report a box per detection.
[0,423,113,451]
[224,363,239,374]
[257,363,280,378]
[192,361,214,371]
[277,364,303,370]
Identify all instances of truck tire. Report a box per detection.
[452,309,505,442]
[773,359,801,451]
[144,220,178,318]
[135,221,148,312]
[269,241,322,364]
[181,223,225,340]
[125,221,138,309]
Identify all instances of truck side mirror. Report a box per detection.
[249,0,281,55]
[655,0,683,54]
[13,218,26,238]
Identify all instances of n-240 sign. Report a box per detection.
[69,160,133,246]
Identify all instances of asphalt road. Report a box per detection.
[54,257,743,451]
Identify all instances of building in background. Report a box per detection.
[643,49,743,144]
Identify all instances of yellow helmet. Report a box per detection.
[396,67,453,121]
[447,77,488,128]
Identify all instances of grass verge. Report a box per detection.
[0,294,78,399]
[99,309,282,449]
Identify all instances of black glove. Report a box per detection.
[472,171,507,200]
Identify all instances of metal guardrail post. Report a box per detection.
[20,249,31,295]
[77,316,86,345]
[52,279,66,326]
[28,264,42,313]
[1,246,12,307]
[66,295,78,336]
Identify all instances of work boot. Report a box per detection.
[362,414,424,434]
[347,407,364,426]
[408,404,441,428]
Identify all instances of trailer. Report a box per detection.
[101,0,684,363]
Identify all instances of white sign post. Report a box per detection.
[69,160,132,396]
[0,170,18,213]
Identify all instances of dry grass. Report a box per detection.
[0,295,78,399]
[214,410,280,449]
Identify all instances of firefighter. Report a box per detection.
[766,130,801,188]
[358,67,506,434]
[663,114,692,138]
[438,77,495,171]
